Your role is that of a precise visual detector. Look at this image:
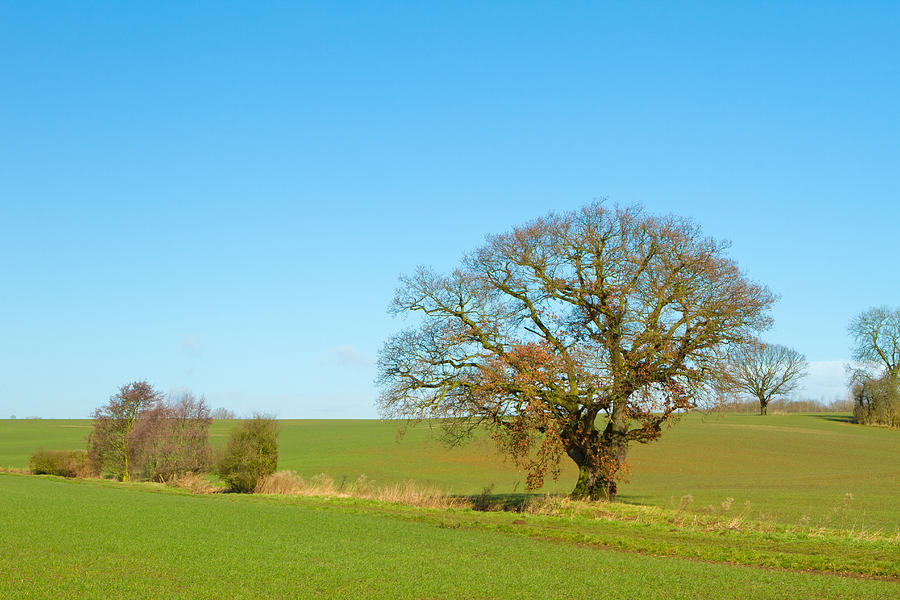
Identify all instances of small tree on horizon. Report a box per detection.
[211,407,237,420]
[724,342,808,415]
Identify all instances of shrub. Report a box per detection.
[130,393,213,482]
[88,385,214,482]
[29,449,95,478]
[852,376,900,427]
[218,416,279,492]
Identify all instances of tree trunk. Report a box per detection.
[121,439,130,482]
[759,397,768,416]
[567,404,629,502]
[571,462,606,500]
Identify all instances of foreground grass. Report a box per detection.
[1,473,897,599]
[2,413,897,530]
[238,470,900,577]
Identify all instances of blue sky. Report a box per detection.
[1,2,898,417]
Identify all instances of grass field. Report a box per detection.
[1,473,897,599]
[1,414,898,598]
[2,413,897,531]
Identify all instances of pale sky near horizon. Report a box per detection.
[1,2,898,417]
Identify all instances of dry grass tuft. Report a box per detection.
[167,472,222,494]
[0,466,30,474]
[307,473,335,494]
[254,470,306,495]
[351,474,375,496]
[522,495,581,516]
[250,470,465,509]
[373,480,467,509]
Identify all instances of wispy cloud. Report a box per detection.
[179,335,200,354]
[322,345,374,368]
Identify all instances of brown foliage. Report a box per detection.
[87,383,213,482]
[130,392,213,482]
[379,203,774,500]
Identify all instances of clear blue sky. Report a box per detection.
[1,2,898,417]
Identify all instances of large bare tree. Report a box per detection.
[378,203,774,500]
[725,342,808,415]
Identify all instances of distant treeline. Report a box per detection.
[714,397,853,414]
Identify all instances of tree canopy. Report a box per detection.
[378,203,775,500]
[849,306,900,381]
[848,307,900,427]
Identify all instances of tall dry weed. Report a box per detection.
[250,470,464,509]
[373,480,467,509]
[254,470,306,495]
[307,473,335,494]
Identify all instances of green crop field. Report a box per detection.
[1,414,898,598]
[1,473,897,599]
[2,413,898,530]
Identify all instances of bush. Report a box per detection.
[130,393,213,482]
[29,450,95,478]
[87,385,214,482]
[218,416,279,492]
[852,376,900,427]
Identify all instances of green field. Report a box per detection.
[2,473,897,599]
[2,413,897,530]
[2,414,898,598]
